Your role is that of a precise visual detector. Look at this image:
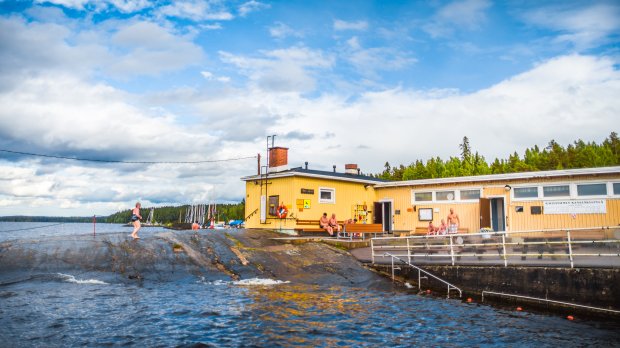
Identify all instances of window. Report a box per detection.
[268,195,279,216]
[318,187,335,203]
[460,189,481,200]
[614,183,620,195]
[414,192,432,202]
[514,187,538,198]
[543,185,570,197]
[436,191,455,201]
[577,183,607,196]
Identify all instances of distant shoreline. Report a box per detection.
[0,216,108,223]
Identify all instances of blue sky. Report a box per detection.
[0,0,619,216]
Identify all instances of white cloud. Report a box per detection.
[333,19,368,31]
[35,0,153,13]
[201,71,213,79]
[346,36,361,50]
[0,16,205,81]
[158,0,233,21]
[219,46,334,93]
[108,21,206,76]
[341,36,416,78]
[201,23,223,30]
[200,70,230,83]
[239,0,270,17]
[269,22,302,39]
[423,0,491,38]
[34,0,90,10]
[522,3,620,51]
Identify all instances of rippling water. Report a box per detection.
[1,273,619,347]
[1,222,619,347]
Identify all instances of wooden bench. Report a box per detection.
[339,223,384,240]
[294,219,344,236]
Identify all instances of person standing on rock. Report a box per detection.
[130,202,142,239]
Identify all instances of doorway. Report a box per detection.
[479,197,506,232]
[373,201,393,233]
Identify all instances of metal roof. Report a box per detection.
[375,166,620,188]
[240,166,388,184]
[241,166,620,188]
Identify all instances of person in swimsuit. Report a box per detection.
[328,213,341,236]
[427,221,437,235]
[130,202,142,239]
[438,219,448,235]
[319,213,332,235]
[447,208,460,234]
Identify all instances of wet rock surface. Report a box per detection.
[0,229,388,289]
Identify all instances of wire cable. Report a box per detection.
[0,149,256,164]
[0,222,65,233]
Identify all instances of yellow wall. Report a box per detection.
[245,172,620,233]
[244,176,375,229]
[375,185,483,232]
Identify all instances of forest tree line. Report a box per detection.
[105,201,246,224]
[375,132,620,181]
[0,201,247,223]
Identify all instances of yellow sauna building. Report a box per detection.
[242,147,620,234]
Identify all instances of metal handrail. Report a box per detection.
[372,226,618,241]
[371,226,620,268]
[383,252,462,299]
[481,291,620,314]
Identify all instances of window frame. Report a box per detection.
[411,188,482,203]
[513,186,539,199]
[318,187,336,204]
[576,182,608,197]
[542,185,571,199]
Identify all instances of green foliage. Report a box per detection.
[376,132,620,180]
[105,201,245,224]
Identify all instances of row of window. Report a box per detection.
[413,189,481,203]
[412,182,620,203]
[513,182,620,199]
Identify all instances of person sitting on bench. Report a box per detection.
[427,221,438,235]
[319,213,333,235]
[329,213,341,236]
[438,219,447,235]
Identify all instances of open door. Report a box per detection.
[373,202,383,224]
[382,202,392,233]
[479,198,490,230]
[490,198,505,232]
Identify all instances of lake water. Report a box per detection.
[1,222,619,347]
[0,221,168,242]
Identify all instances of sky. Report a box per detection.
[0,0,619,217]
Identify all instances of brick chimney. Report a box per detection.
[345,163,358,175]
[268,147,288,173]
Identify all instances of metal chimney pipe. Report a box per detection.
[333,165,336,172]
[305,161,308,170]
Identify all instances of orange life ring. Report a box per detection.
[276,205,288,219]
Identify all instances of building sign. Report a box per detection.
[301,188,314,194]
[304,199,311,209]
[543,199,606,215]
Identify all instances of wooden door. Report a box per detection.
[479,198,490,230]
